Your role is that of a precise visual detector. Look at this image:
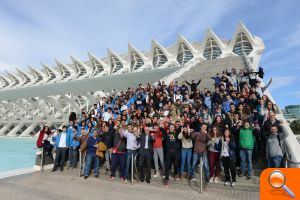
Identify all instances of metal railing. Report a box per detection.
[199,157,204,194]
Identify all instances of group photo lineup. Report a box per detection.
[0,1,299,200]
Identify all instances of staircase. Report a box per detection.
[173,56,246,91]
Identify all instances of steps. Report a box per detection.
[173,56,246,91]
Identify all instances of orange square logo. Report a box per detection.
[260,168,300,199]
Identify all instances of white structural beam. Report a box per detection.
[55,59,75,81]
[176,34,197,66]
[88,52,110,77]
[128,43,152,72]
[201,28,226,60]
[41,62,60,84]
[151,39,178,69]
[5,70,22,89]
[70,56,91,79]
[28,66,45,85]
[108,48,129,75]
[0,75,10,90]
[15,68,34,87]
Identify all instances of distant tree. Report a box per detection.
[290,120,300,135]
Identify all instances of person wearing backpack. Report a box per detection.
[266,124,287,168]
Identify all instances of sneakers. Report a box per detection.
[124,179,128,184]
[153,172,160,178]
[213,177,219,183]
[51,168,57,172]
[109,176,115,181]
[190,178,198,181]
[247,176,252,180]
[209,177,214,183]
[94,175,99,178]
[224,181,230,186]
[231,182,236,187]
[84,176,88,180]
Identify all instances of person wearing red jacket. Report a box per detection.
[36,126,53,156]
[150,123,165,177]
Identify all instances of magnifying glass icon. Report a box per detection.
[268,170,295,198]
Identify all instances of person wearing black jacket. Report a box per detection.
[162,124,180,187]
[185,79,201,93]
[100,124,114,173]
[136,126,154,183]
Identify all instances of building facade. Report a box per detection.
[0,21,265,137]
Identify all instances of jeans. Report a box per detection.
[53,147,67,170]
[69,147,78,168]
[111,153,126,178]
[153,147,165,173]
[84,154,99,177]
[222,157,236,182]
[240,149,253,176]
[165,149,179,180]
[180,148,192,176]
[268,155,282,168]
[105,149,112,170]
[191,152,210,180]
[125,149,137,179]
[209,151,220,178]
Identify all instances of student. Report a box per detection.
[151,123,165,177]
[266,125,287,168]
[84,129,102,179]
[136,126,154,183]
[110,123,127,182]
[69,125,81,168]
[52,126,72,172]
[119,124,139,183]
[163,124,180,187]
[216,129,237,186]
[178,125,193,179]
[208,126,221,182]
[36,126,53,156]
[239,121,255,179]
[190,124,211,182]
[100,124,114,174]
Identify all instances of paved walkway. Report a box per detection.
[0,169,259,200]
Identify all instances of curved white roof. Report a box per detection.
[0,21,264,92]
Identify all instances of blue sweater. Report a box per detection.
[86,136,102,156]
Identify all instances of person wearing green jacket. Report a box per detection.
[239,121,254,180]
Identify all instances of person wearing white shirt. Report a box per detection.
[103,107,113,122]
[52,126,70,172]
[120,124,139,183]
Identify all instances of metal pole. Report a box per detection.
[199,157,203,194]
[79,150,82,177]
[131,152,134,185]
[40,147,44,171]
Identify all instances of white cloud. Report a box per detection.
[269,76,297,91]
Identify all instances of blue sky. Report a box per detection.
[0,0,299,108]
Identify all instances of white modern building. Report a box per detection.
[0,21,282,138]
[0,21,266,137]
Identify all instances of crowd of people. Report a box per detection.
[36,67,288,187]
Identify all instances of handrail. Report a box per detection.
[199,157,204,194]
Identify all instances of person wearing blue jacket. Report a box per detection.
[69,125,81,168]
[84,129,102,179]
[52,125,72,172]
[215,129,237,187]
